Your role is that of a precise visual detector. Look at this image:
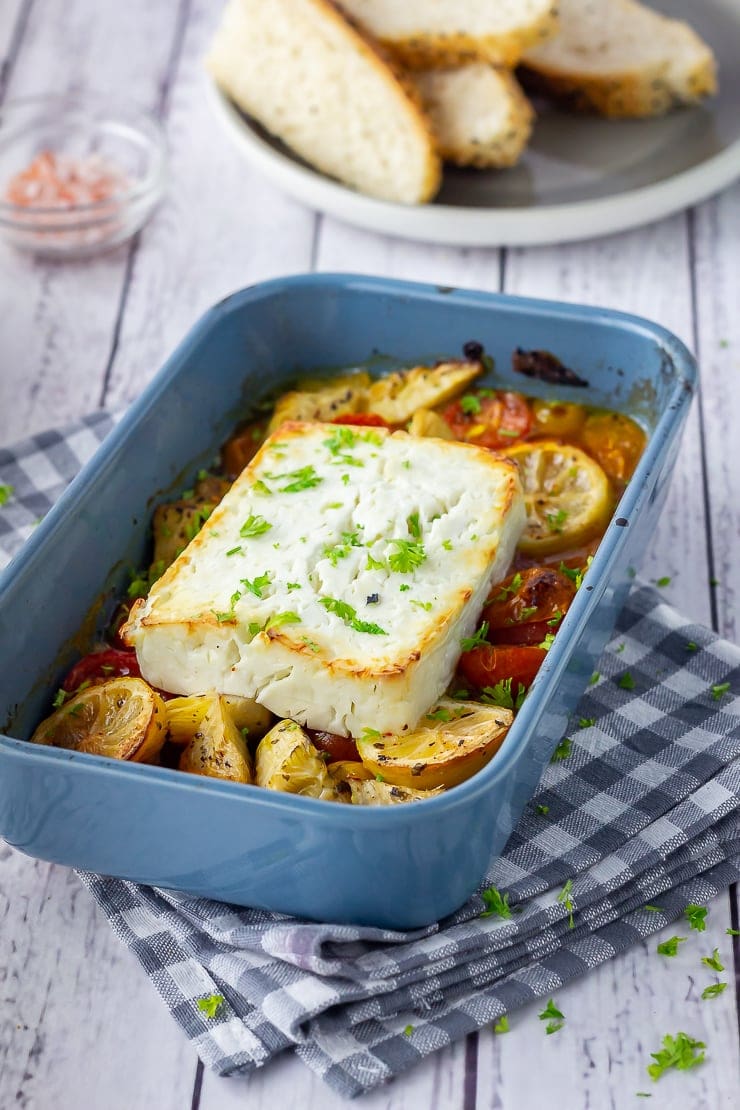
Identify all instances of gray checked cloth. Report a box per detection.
[1,414,739,1099]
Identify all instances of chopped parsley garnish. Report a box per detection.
[481,678,526,711]
[410,599,433,611]
[460,621,489,652]
[403,1024,414,1037]
[0,484,14,506]
[557,878,575,928]
[700,948,724,972]
[366,553,385,571]
[407,511,422,540]
[493,1015,509,1034]
[656,576,671,587]
[226,545,243,557]
[547,509,568,534]
[127,560,165,600]
[701,983,726,1000]
[252,479,272,496]
[442,539,453,551]
[538,998,564,1035]
[287,582,301,592]
[388,539,426,574]
[425,707,452,723]
[646,1032,705,1080]
[579,717,596,728]
[213,610,235,623]
[324,530,363,566]
[589,672,600,685]
[547,610,563,627]
[248,621,262,636]
[361,727,381,742]
[67,703,84,717]
[727,928,740,936]
[52,688,66,708]
[619,672,636,691]
[326,501,343,509]
[711,682,730,700]
[239,513,272,538]
[301,637,320,653]
[460,394,482,415]
[657,936,686,957]
[519,606,538,620]
[241,571,272,598]
[480,885,512,919]
[268,465,323,493]
[685,641,698,653]
[264,611,301,632]
[644,905,661,913]
[494,572,522,601]
[197,994,224,1019]
[341,473,350,485]
[615,642,625,653]
[399,583,410,592]
[319,596,387,635]
[684,904,708,932]
[559,562,584,588]
[550,736,572,762]
[536,804,550,816]
[538,632,556,651]
[184,506,212,542]
[498,427,521,438]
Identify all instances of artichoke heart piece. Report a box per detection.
[348,779,444,806]
[151,473,231,573]
[255,720,339,800]
[30,677,167,764]
[406,408,455,440]
[176,694,253,783]
[356,698,513,790]
[267,372,372,434]
[365,360,483,424]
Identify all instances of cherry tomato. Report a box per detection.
[483,566,576,645]
[309,730,360,763]
[580,411,646,486]
[331,413,390,428]
[442,391,532,449]
[458,644,547,692]
[221,419,268,478]
[62,648,141,692]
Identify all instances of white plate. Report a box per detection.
[206,0,740,247]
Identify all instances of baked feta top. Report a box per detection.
[124,421,525,736]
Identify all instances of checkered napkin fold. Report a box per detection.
[2,414,739,1100]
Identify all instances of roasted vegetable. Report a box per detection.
[221,419,268,477]
[151,473,231,573]
[267,372,371,434]
[366,360,482,423]
[174,693,252,783]
[406,408,454,439]
[30,677,167,763]
[347,779,444,805]
[255,719,338,800]
[356,697,512,790]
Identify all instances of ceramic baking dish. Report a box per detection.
[0,274,696,929]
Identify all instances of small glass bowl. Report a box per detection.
[0,93,167,258]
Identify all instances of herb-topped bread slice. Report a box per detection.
[124,421,525,737]
[206,0,441,204]
[520,0,717,118]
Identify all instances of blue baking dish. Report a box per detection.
[0,274,695,929]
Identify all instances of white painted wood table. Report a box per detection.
[1,3,739,1108]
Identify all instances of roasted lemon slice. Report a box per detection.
[505,439,612,555]
[30,677,167,763]
[356,698,513,790]
[255,720,338,800]
[346,779,444,805]
[175,693,253,783]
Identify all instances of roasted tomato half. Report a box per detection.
[458,644,547,694]
[331,413,390,428]
[308,730,361,763]
[483,566,577,645]
[442,390,532,450]
[62,648,141,693]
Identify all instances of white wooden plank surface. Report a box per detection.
[1,3,739,1108]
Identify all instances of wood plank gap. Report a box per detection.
[0,0,34,102]
[498,247,507,294]
[190,1060,204,1110]
[463,1030,478,1110]
[97,0,192,409]
[309,212,323,271]
[686,206,720,633]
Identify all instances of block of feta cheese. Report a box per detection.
[124,421,525,737]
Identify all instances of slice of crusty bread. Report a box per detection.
[206,0,441,204]
[521,0,717,118]
[412,65,534,169]
[337,0,559,69]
